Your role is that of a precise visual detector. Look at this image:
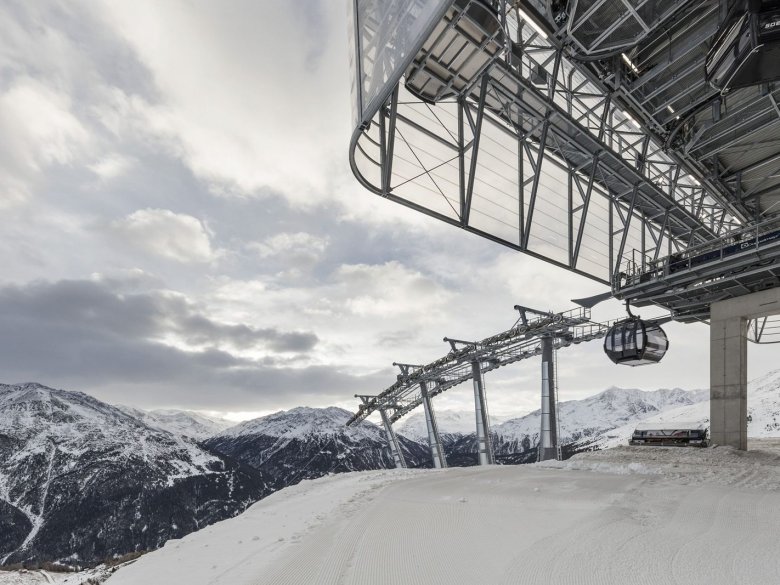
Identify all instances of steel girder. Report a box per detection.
[614,217,780,322]
[528,0,690,59]
[531,0,778,221]
[349,0,744,288]
[346,307,609,426]
[748,316,780,344]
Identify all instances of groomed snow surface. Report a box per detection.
[102,439,780,585]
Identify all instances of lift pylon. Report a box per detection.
[420,380,447,469]
[379,407,407,469]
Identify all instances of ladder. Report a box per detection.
[553,346,563,461]
[482,366,495,464]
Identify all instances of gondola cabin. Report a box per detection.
[603,318,668,366]
[630,422,709,447]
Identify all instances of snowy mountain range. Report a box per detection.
[584,370,780,449]
[492,386,710,452]
[390,387,711,464]
[0,383,268,568]
[3,371,780,569]
[397,409,510,443]
[115,406,232,441]
[204,407,430,490]
[394,375,780,464]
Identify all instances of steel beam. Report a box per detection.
[379,408,407,469]
[537,336,559,462]
[420,380,447,469]
[463,75,489,226]
[471,360,494,465]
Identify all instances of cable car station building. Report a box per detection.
[346,0,780,457]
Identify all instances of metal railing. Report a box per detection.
[615,216,780,291]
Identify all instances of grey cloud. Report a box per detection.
[0,0,748,414]
[2,1,160,103]
[295,0,330,71]
[178,314,317,353]
[0,278,381,410]
[0,278,318,354]
[0,0,489,291]
[377,330,418,348]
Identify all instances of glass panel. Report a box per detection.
[645,326,668,353]
[354,0,452,125]
[623,322,636,353]
[347,0,360,128]
[612,328,623,352]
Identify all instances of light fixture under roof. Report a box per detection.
[517,7,548,39]
[621,53,640,74]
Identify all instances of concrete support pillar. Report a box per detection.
[710,315,747,449]
[420,380,447,468]
[471,360,494,465]
[537,336,559,462]
[379,408,407,469]
[709,287,780,450]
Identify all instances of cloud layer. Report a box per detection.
[0,277,367,410]
[1,0,776,421]
[108,208,217,263]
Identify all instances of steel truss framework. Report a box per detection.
[346,0,780,460]
[616,216,780,331]
[348,0,780,320]
[347,306,609,432]
[522,0,780,218]
[350,0,749,287]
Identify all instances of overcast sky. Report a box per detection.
[1,1,776,422]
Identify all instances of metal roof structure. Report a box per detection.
[347,0,780,320]
[615,215,780,324]
[345,1,780,461]
[534,0,780,217]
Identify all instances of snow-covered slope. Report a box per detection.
[116,406,231,441]
[493,386,709,453]
[745,369,780,436]
[397,409,509,442]
[0,563,125,584]
[0,383,268,567]
[581,369,780,449]
[105,440,780,585]
[206,407,430,488]
[394,386,711,463]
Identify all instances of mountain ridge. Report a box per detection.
[115,405,232,441]
[0,382,269,567]
[4,372,780,568]
[205,406,430,490]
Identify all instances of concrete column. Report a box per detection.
[420,380,447,468]
[710,315,747,449]
[379,408,407,469]
[471,360,494,465]
[710,287,780,450]
[537,336,559,462]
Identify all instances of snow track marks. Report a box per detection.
[107,447,780,585]
[251,467,780,585]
